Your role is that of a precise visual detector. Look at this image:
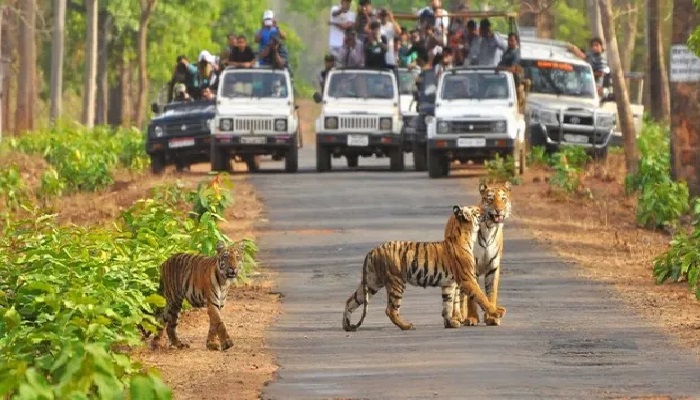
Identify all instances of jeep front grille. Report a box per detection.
[165,121,208,135]
[563,114,594,126]
[339,116,377,131]
[450,120,493,134]
[234,118,273,133]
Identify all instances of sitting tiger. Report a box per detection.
[447,182,512,327]
[342,205,506,332]
[147,240,245,351]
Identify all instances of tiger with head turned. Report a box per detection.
[342,205,506,332]
[148,240,245,351]
[446,182,512,327]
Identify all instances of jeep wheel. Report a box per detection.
[316,145,331,172]
[592,147,608,162]
[150,154,165,175]
[210,147,231,172]
[389,147,404,171]
[346,155,358,168]
[244,155,261,172]
[428,150,448,178]
[285,140,299,173]
[412,142,427,171]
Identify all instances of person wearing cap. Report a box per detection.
[316,53,336,93]
[377,8,401,69]
[255,10,286,53]
[173,83,193,102]
[168,55,199,102]
[329,0,356,61]
[417,0,449,45]
[196,50,220,97]
[468,18,507,67]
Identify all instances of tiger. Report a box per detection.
[148,240,245,351]
[342,205,506,332]
[446,181,512,327]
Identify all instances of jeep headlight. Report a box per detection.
[531,109,557,125]
[220,118,233,131]
[437,120,449,134]
[598,114,616,128]
[275,118,287,131]
[492,121,507,133]
[154,126,164,137]
[206,118,214,131]
[324,116,338,129]
[379,117,392,131]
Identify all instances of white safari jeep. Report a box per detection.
[426,67,526,178]
[211,66,301,173]
[313,68,403,172]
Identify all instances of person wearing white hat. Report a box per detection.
[255,9,286,53]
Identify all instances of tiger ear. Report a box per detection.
[503,181,512,191]
[216,240,226,253]
[452,205,462,219]
[478,182,488,195]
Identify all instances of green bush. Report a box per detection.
[10,124,149,195]
[484,154,522,185]
[653,199,700,300]
[526,145,551,168]
[548,146,590,195]
[625,121,689,229]
[0,174,257,398]
[0,166,27,210]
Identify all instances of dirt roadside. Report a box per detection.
[469,154,700,358]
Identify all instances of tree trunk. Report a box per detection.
[647,0,671,122]
[14,0,35,135]
[519,0,538,31]
[536,1,554,39]
[107,48,123,127]
[0,5,5,139]
[587,0,605,41]
[50,0,66,124]
[0,2,13,135]
[82,0,98,128]
[135,0,157,129]
[598,0,638,175]
[96,11,112,126]
[619,1,639,73]
[669,0,700,196]
[120,58,132,128]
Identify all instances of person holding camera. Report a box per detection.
[258,33,290,72]
[255,10,286,53]
[329,0,356,60]
[337,29,365,68]
[364,21,388,69]
[354,0,376,44]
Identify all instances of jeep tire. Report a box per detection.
[210,145,231,173]
[150,154,165,175]
[244,155,260,172]
[389,147,404,171]
[346,155,359,168]
[285,137,299,173]
[412,142,427,171]
[428,150,449,178]
[316,145,331,172]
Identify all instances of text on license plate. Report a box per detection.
[347,135,369,147]
[240,136,267,144]
[457,137,486,147]
[563,134,589,144]
[168,138,195,148]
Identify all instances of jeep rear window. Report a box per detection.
[398,70,418,95]
[220,71,288,98]
[327,73,395,99]
[440,73,510,100]
[521,59,596,98]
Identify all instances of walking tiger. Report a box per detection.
[447,182,512,326]
[148,240,245,351]
[342,205,506,332]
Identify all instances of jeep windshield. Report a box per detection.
[327,72,395,99]
[220,71,289,99]
[521,59,596,98]
[162,100,216,116]
[440,72,510,101]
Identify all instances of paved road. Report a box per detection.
[250,147,700,400]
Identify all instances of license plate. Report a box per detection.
[457,137,486,147]
[240,136,266,145]
[563,134,589,144]
[168,138,195,148]
[347,135,369,147]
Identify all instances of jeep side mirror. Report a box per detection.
[150,102,159,114]
[312,91,323,104]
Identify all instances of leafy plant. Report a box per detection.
[526,146,551,168]
[625,121,689,229]
[548,146,590,195]
[189,173,235,219]
[484,154,522,185]
[0,166,27,210]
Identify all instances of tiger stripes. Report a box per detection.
[447,182,512,327]
[342,205,506,332]
[149,240,245,351]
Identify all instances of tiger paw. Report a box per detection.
[221,338,234,351]
[399,323,415,331]
[488,306,506,319]
[206,341,221,351]
[484,316,501,326]
[444,318,461,329]
[463,316,480,326]
[173,341,190,349]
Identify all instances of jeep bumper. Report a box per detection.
[212,134,297,154]
[146,135,211,159]
[316,132,403,149]
[529,123,612,151]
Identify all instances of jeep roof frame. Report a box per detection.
[392,10,519,35]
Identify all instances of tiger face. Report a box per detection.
[215,241,245,279]
[452,205,484,232]
[479,182,512,224]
